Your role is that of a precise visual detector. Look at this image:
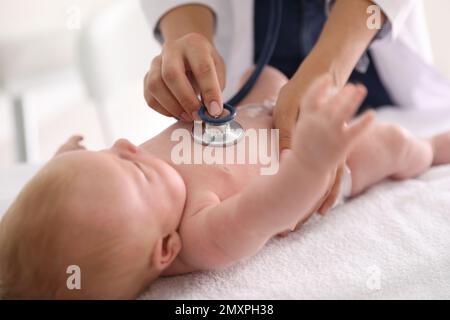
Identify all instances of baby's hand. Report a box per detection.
[55,135,86,155]
[292,74,375,172]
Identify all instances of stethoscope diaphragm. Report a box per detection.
[191,103,245,147]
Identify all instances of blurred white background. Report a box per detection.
[0,0,449,168]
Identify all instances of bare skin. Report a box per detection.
[6,67,449,299]
[144,1,385,151]
[274,0,385,150]
[61,67,450,278]
[143,1,387,231]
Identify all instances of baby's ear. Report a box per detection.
[151,232,182,272]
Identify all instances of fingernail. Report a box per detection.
[209,101,221,116]
[192,111,200,121]
[180,112,191,122]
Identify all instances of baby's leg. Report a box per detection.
[431,131,450,166]
[236,66,288,106]
[347,122,450,196]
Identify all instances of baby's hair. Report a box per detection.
[0,156,159,299]
[0,163,75,299]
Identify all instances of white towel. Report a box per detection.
[141,165,450,299]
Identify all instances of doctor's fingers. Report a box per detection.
[145,58,186,119]
[186,50,224,117]
[143,77,174,118]
[161,51,202,114]
[144,94,173,118]
[145,76,185,119]
[144,72,171,117]
[274,108,297,151]
[211,50,226,91]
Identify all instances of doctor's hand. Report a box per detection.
[144,33,226,122]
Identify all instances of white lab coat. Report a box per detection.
[141,0,450,109]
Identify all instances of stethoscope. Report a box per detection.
[192,0,283,147]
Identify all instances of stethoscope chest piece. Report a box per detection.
[191,103,245,147]
[190,0,282,148]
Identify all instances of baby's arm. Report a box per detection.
[178,76,375,271]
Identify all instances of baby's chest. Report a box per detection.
[178,163,258,200]
[176,130,277,199]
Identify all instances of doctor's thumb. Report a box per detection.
[278,127,293,152]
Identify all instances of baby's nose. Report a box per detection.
[112,139,138,153]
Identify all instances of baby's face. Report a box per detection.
[56,138,187,236]
[5,139,188,299]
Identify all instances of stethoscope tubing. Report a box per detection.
[199,0,283,125]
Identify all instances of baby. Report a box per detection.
[1,67,450,299]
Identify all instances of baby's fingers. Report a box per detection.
[301,74,333,112]
[333,84,367,124]
[344,110,376,147]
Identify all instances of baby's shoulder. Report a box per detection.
[181,188,221,220]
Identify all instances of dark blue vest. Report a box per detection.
[254,0,394,112]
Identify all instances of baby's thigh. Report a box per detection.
[346,122,408,196]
